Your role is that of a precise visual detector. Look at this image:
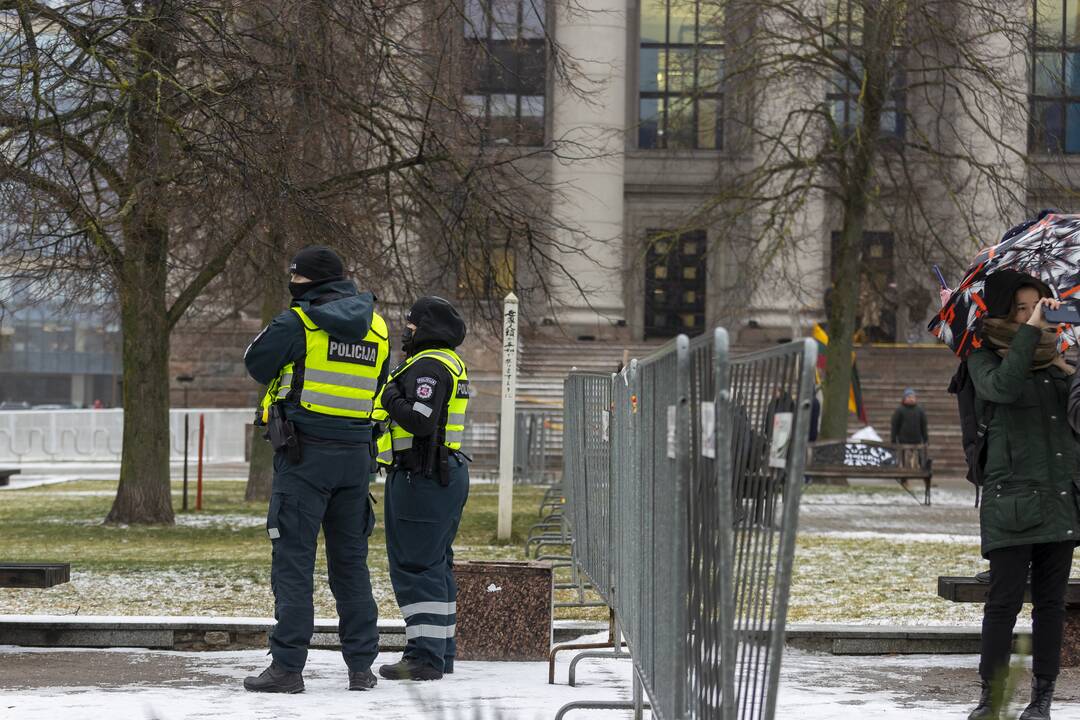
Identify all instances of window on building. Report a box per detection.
[464,0,547,146]
[829,231,896,342]
[458,246,517,299]
[638,0,723,150]
[824,2,905,139]
[645,229,707,338]
[1031,0,1080,153]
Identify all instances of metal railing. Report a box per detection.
[556,328,818,720]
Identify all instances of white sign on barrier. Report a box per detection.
[700,401,715,459]
[666,405,677,459]
[768,412,794,469]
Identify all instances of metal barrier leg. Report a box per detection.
[633,669,645,720]
[548,642,624,684]
[548,609,620,684]
[554,700,649,719]
[568,649,631,687]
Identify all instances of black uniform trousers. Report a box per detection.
[267,437,379,673]
[384,453,470,672]
[980,540,1075,682]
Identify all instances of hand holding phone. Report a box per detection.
[1043,301,1080,325]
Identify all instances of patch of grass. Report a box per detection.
[13,480,1052,626]
[0,478,608,620]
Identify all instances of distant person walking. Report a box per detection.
[965,270,1079,720]
[889,388,928,445]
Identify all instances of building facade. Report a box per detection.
[458,0,1078,344]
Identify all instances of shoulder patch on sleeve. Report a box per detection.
[416,376,437,400]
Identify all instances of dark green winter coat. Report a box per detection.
[967,323,1080,557]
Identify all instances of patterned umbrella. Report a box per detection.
[928,213,1080,358]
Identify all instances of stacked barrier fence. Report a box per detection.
[557,328,817,720]
[0,409,251,464]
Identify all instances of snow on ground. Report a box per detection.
[3,644,1079,719]
[802,530,979,544]
[0,642,634,720]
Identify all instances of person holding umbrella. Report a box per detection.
[964,269,1079,720]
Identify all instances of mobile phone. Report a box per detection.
[931,265,948,290]
[1043,302,1080,325]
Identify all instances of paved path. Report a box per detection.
[799,481,981,537]
[2,644,1078,719]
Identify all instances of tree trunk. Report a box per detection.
[106,237,174,524]
[818,4,894,441]
[819,208,865,441]
[244,245,286,502]
[106,4,178,524]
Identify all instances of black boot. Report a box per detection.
[378,656,443,681]
[348,668,378,691]
[443,659,454,675]
[243,661,304,693]
[968,681,1001,720]
[1019,676,1055,720]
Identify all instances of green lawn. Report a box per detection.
[0,478,605,620]
[4,479,1075,626]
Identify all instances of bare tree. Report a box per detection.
[687,0,1080,438]
[0,0,603,515]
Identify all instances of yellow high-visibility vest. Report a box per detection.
[260,307,389,421]
[373,347,469,466]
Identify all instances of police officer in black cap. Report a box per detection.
[373,296,471,681]
[242,245,390,693]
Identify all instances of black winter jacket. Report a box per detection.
[244,279,388,443]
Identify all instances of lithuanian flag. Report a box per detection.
[811,323,869,425]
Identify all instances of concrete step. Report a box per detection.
[0,615,604,651]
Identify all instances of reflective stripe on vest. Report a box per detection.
[260,307,389,420]
[374,347,469,465]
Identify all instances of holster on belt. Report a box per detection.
[266,403,302,464]
[437,445,450,486]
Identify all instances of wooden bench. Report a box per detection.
[0,467,20,487]
[0,563,70,588]
[805,440,933,505]
[938,576,1080,667]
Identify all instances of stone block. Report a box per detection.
[453,560,552,661]
[204,631,230,646]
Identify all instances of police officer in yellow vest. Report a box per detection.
[373,296,470,682]
[242,246,389,693]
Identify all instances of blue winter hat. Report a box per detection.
[903,388,916,398]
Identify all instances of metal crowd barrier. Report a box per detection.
[555,328,817,720]
[515,410,558,484]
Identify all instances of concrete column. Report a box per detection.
[743,3,831,338]
[70,374,87,407]
[547,0,628,337]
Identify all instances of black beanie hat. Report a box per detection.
[407,296,467,349]
[984,269,1052,318]
[289,245,344,282]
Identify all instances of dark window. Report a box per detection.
[824,2,905,139]
[829,231,896,342]
[645,229,707,338]
[1031,1,1080,153]
[638,0,723,150]
[465,0,546,146]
